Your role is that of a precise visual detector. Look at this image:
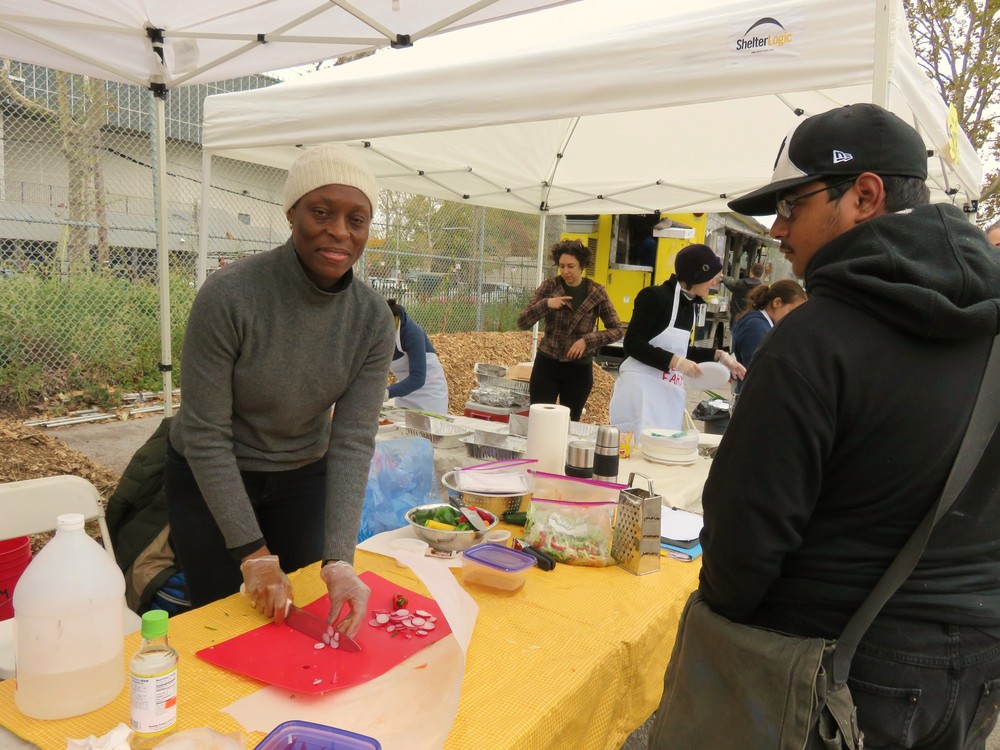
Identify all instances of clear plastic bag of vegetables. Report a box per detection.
[523,497,617,567]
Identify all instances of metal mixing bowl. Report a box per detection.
[405,502,499,553]
[441,470,532,517]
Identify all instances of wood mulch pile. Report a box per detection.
[0,418,120,552]
[0,418,119,493]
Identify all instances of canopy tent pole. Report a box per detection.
[530,212,547,359]
[150,88,174,418]
[872,0,891,107]
[197,151,212,288]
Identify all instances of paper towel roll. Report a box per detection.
[525,403,571,474]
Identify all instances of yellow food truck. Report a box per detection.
[560,211,781,355]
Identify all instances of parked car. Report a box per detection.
[406,272,450,298]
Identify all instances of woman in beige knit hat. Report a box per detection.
[166,144,395,641]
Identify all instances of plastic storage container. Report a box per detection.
[13,513,126,719]
[463,401,528,423]
[461,543,535,592]
[254,719,382,750]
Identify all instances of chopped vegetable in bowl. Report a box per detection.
[404,502,499,552]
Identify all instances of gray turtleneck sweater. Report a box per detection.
[169,240,395,563]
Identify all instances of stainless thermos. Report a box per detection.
[565,440,595,479]
[593,425,620,482]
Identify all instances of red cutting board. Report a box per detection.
[196,572,451,694]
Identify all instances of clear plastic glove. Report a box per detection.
[716,351,747,380]
[240,555,292,624]
[320,561,371,639]
[673,357,703,378]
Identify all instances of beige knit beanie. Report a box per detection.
[283,144,379,214]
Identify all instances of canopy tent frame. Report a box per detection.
[197,0,982,354]
[199,0,981,228]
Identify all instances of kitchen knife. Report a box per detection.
[448,495,488,532]
[285,602,361,652]
[514,540,556,571]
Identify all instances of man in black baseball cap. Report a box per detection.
[649,103,1000,747]
[728,102,929,217]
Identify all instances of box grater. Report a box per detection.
[611,473,662,575]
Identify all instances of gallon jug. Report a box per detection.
[13,513,126,719]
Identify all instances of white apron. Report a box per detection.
[609,282,691,438]
[389,326,449,414]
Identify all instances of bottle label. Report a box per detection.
[130,668,178,735]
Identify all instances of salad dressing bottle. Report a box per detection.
[130,610,178,748]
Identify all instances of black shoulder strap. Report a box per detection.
[833,333,1000,684]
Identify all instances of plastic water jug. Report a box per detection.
[13,513,126,719]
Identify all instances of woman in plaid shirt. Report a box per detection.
[516,240,624,420]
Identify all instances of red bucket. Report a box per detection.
[0,536,32,622]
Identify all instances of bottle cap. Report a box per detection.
[141,609,169,638]
[595,425,620,450]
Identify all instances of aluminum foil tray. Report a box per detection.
[398,422,471,450]
[475,373,530,394]
[460,433,528,461]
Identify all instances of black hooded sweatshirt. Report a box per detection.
[699,203,1000,637]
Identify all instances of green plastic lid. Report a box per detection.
[140,609,169,638]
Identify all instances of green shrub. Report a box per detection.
[0,269,195,407]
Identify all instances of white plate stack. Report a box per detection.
[639,428,699,465]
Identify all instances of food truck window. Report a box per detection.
[612,213,660,267]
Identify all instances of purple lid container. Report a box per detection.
[463,543,535,572]
[254,720,381,750]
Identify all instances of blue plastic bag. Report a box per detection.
[357,437,436,543]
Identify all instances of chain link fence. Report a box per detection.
[0,59,563,408]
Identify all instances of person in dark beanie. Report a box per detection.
[649,104,1000,748]
[609,243,745,436]
[722,261,764,318]
[166,144,394,641]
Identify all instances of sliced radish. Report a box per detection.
[375,613,390,625]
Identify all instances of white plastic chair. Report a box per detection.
[0,475,142,679]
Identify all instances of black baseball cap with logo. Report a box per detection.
[728,103,929,216]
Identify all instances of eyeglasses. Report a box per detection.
[775,177,857,220]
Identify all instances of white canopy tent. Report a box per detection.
[200,0,982,291]
[0,0,573,413]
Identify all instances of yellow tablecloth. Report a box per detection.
[0,550,699,750]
